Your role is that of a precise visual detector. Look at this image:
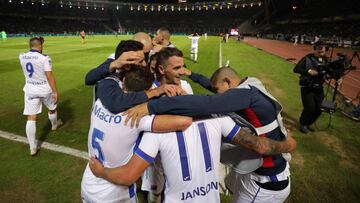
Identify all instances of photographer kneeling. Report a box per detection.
[293,43,328,133]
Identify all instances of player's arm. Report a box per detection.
[184,68,214,92]
[148,88,251,116]
[89,155,149,186]
[230,129,296,155]
[85,51,143,85]
[45,71,58,103]
[97,79,180,114]
[44,57,58,103]
[123,88,252,127]
[97,79,149,114]
[85,59,114,85]
[151,115,192,132]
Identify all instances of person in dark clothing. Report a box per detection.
[293,44,328,133]
[123,67,296,202]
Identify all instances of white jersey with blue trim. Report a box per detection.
[136,116,241,203]
[81,99,155,202]
[19,50,52,95]
[189,36,200,48]
[151,80,193,95]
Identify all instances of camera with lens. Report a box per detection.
[316,53,351,80]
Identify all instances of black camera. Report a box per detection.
[316,53,352,80]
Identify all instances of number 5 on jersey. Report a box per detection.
[92,128,105,164]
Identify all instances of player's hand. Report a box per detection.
[152,44,164,54]
[308,69,318,76]
[52,92,58,104]
[285,130,297,153]
[161,84,182,97]
[89,157,105,178]
[123,103,149,128]
[109,51,142,72]
[183,67,192,76]
[173,85,187,96]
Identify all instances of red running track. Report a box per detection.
[244,37,360,103]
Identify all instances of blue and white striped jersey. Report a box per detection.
[136,116,241,203]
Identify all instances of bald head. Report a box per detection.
[154,27,171,46]
[210,67,241,93]
[133,32,152,53]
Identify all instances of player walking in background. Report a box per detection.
[80,30,86,44]
[293,35,298,46]
[19,37,61,156]
[188,33,200,62]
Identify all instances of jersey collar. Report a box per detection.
[29,49,41,53]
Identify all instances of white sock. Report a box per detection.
[48,111,57,129]
[194,54,198,61]
[26,120,36,149]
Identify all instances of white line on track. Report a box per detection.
[219,40,223,68]
[0,130,88,160]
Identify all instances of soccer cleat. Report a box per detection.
[30,148,38,156]
[52,119,63,130]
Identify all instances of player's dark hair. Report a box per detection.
[155,47,183,70]
[123,65,154,92]
[114,40,144,59]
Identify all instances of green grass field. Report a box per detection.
[0,35,359,202]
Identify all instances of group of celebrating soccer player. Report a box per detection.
[20,28,296,203]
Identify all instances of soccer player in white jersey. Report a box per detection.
[188,33,200,62]
[81,65,192,203]
[151,47,193,94]
[89,115,296,203]
[19,37,61,156]
[142,47,194,202]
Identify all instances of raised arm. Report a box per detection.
[97,79,149,114]
[184,68,214,92]
[85,59,113,85]
[230,129,296,156]
[85,51,144,85]
[89,155,149,186]
[97,79,180,114]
